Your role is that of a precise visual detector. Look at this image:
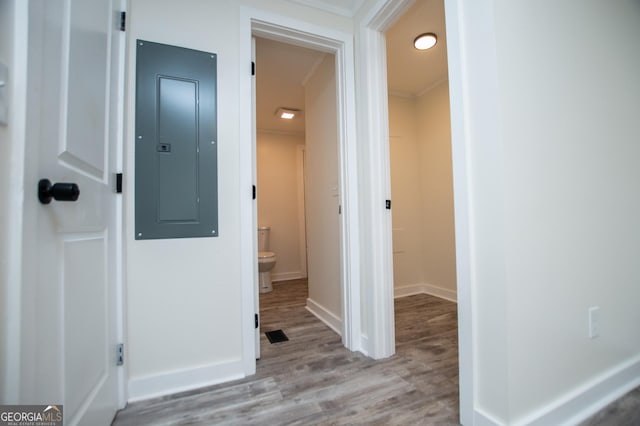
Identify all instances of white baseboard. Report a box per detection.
[359,333,370,357]
[516,354,640,426]
[127,358,245,403]
[472,355,640,426]
[272,271,306,282]
[394,283,457,302]
[306,298,342,336]
[473,409,503,426]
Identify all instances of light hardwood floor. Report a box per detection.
[113,279,460,425]
[113,280,638,425]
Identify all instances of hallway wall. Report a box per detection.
[459,0,640,422]
[123,0,353,401]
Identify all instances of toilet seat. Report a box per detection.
[258,251,275,260]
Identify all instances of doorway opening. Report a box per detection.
[385,0,459,415]
[254,37,343,360]
[358,0,471,422]
[240,11,362,372]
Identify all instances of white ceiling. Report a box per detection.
[255,38,327,135]
[256,0,448,133]
[385,0,448,97]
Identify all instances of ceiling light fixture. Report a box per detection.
[276,107,300,120]
[413,33,437,50]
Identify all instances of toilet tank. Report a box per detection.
[257,226,271,251]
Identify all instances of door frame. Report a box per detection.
[239,7,362,375]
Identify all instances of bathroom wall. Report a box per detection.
[389,80,457,300]
[416,82,457,297]
[256,130,306,281]
[388,95,424,288]
[304,53,342,331]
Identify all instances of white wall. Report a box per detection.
[466,0,640,423]
[416,82,456,296]
[125,0,245,400]
[388,95,423,287]
[388,82,456,299]
[257,131,306,280]
[124,0,354,401]
[304,54,342,324]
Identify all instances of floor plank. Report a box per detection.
[113,279,460,425]
[112,280,639,425]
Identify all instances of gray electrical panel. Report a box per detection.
[135,40,217,239]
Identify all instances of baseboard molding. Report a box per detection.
[127,358,245,403]
[272,271,306,282]
[473,409,503,426]
[516,354,640,426]
[394,283,457,302]
[359,333,370,357]
[470,357,640,426]
[306,298,342,336]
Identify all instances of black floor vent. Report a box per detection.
[265,329,289,344]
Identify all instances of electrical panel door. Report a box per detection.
[135,40,217,239]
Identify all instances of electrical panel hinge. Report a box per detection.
[251,61,255,76]
[252,185,256,200]
[116,343,124,366]
[255,314,259,329]
[119,11,126,31]
[385,199,391,210]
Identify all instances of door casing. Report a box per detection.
[239,7,362,375]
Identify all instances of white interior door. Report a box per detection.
[22,0,125,424]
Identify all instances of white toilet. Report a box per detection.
[257,226,276,293]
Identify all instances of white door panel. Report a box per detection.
[62,0,111,178]
[22,0,125,424]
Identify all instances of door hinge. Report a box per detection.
[385,199,391,210]
[255,314,259,329]
[252,185,256,200]
[116,173,123,193]
[119,11,126,31]
[251,61,255,76]
[116,343,124,366]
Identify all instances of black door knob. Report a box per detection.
[38,179,80,204]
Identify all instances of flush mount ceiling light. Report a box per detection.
[276,107,300,120]
[414,33,437,50]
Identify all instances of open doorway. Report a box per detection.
[253,36,344,361]
[385,0,460,416]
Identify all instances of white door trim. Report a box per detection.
[239,7,362,375]
[356,0,474,423]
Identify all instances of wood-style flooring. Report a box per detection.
[113,279,460,425]
[113,279,638,425]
